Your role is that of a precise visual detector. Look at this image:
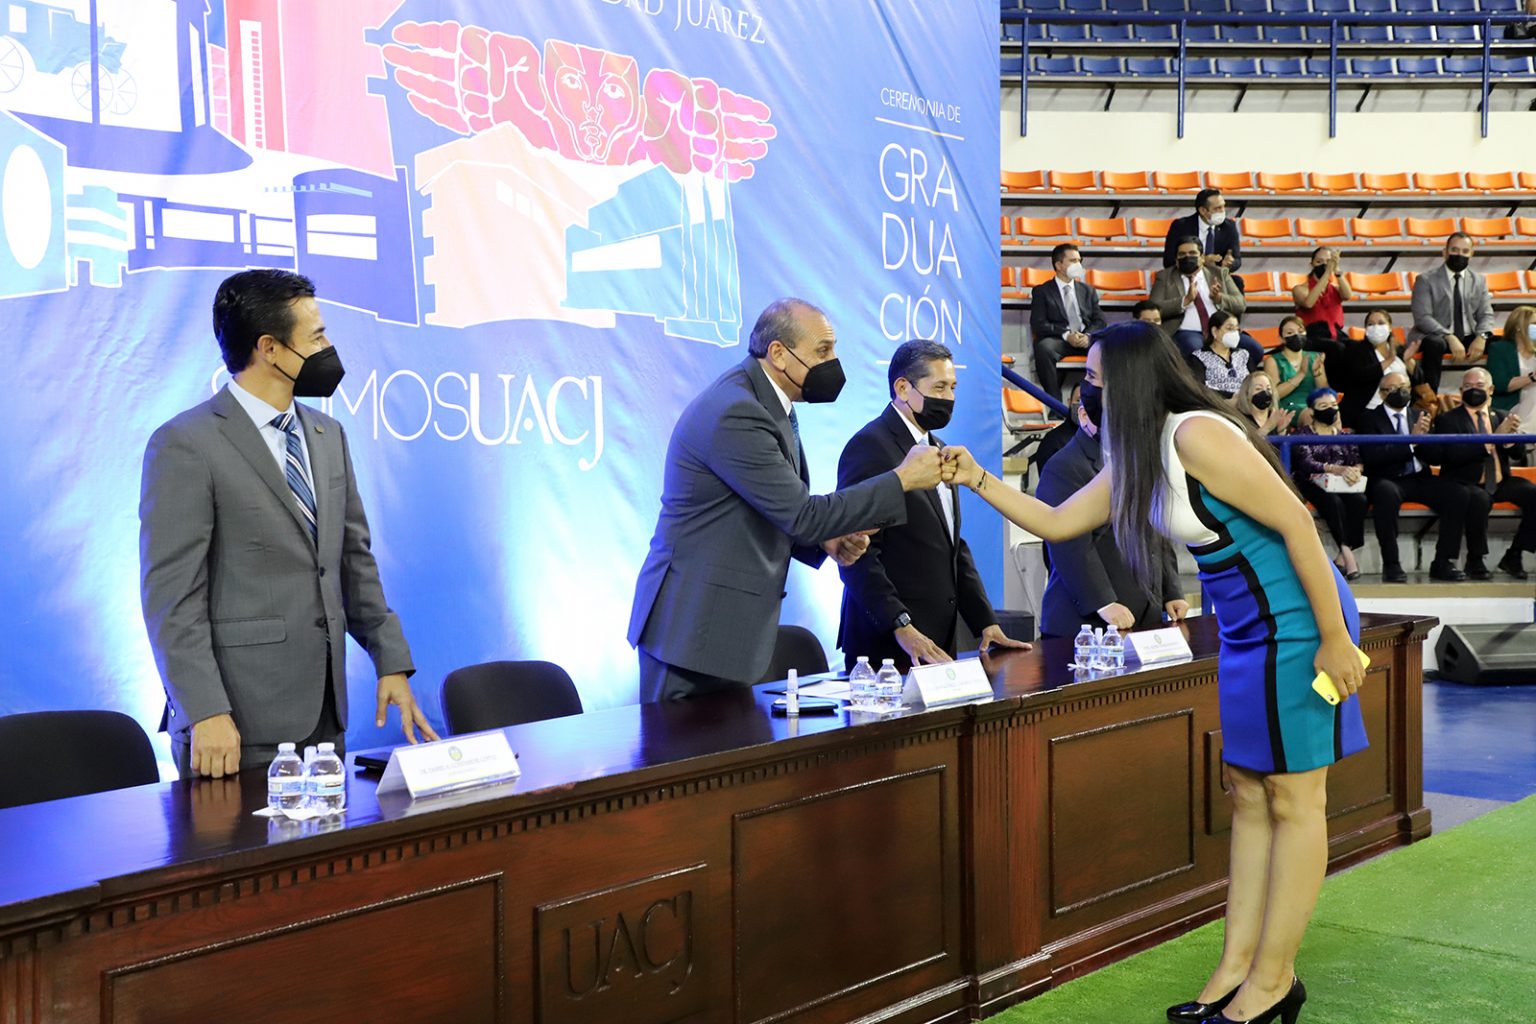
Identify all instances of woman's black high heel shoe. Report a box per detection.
[1166,985,1238,1023]
[1200,978,1307,1024]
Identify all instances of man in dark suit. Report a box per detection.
[141,270,437,779]
[1035,342,1188,637]
[1357,371,1471,582]
[1161,187,1243,286]
[1421,367,1535,579]
[1029,243,1106,404]
[628,298,945,701]
[836,341,1031,671]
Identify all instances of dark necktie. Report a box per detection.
[1394,411,1420,475]
[1453,272,1467,339]
[1477,410,1501,493]
[271,412,318,542]
[1192,283,1211,334]
[788,406,804,471]
[1204,225,1214,255]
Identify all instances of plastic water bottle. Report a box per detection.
[1073,625,1096,670]
[849,656,878,710]
[876,659,904,711]
[306,742,346,813]
[267,743,305,812]
[785,668,800,716]
[1102,624,1125,671]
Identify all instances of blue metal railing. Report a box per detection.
[1002,363,1073,415]
[1268,429,1536,469]
[998,10,1534,138]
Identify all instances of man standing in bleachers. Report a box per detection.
[1410,232,1493,392]
[1161,187,1243,286]
[1029,243,1105,406]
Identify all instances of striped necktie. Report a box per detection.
[271,411,318,542]
[788,406,804,472]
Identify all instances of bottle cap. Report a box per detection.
[278,742,296,752]
[857,656,870,663]
[881,658,895,665]
[318,742,335,752]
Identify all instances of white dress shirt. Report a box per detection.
[895,402,955,541]
[763,368,793,416]
[1177,271,1215,334]
[229,379,317,497]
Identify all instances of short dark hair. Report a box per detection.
[1206,309,1238,344]
[212,269,317,374]
[748,297,825,358]
[1446,231,1472,248]
[1195,188,1222,211]
[1050,242,1080,267]
[887,339,953,398]
[1131,299,1160,319]
[1175,235,1201,253]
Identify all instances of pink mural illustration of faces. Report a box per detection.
[542,40,642,165]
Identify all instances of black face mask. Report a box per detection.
[1251,390,1274,410]
[277,342,346,398]
[1462,388,1488,408]
[907,391,954,432]
[1311,264,1327,279]
[1283,334,1305,352]
[1446,254,1470,273]
[782,345,846,404]
[1079,380,1103,430]
[1177,255,1202,274]
[1313,407,1339,426]
[1384,389,1412,410]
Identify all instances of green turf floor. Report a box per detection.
[988,795,1536,1023]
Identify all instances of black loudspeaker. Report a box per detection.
[1433,624,1536,685]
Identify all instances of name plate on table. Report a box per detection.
[903,659,994,707]
[1126,627,1193,665]
[376,730,521,799]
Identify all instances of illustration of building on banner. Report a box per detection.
[65,183,130,286]
[0,109,67,298]
[564,164,739,348]
[293,166,418,325]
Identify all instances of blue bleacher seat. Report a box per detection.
[1480,0,1519,10]
[1135,24,1179,40]
[1024,0,1064,9]
[1001,55,1025,76]
[1439,0,1478,10]
[1224,25,1264,42]
[1184,58,1217,75]
[1088,24,1135,41]
[1443,56,1484,74]
[1105,0,1146,9]
[1305,57,1339,74]
[1033,55,1079,74]
[1189,0,1228,12]
[1230,0,1270,11]
[1393,26,1434,42]
[1268,25,1311,42]
[1314,0,1351,11]
[1128,57,1173,74]
[1353,0,1393,11]
[1045,23,1089,40]
[1185,25,1220,41]
[1262,58,1308,76]
[1350,57,1396,76]
[1216,58,1260,76]
[1397,57,1442,74]
[1396,0,1435,11]
[1082,56,1124,73]
[1436,25,1481,41]
[1490,56,1535,74]
[1146,0,1188,10]
[1272,0,1310,12]
[1064,0,1104,10]
[1345,25,1391,41]
[1002,22,1025,42]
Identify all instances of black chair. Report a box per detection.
[758,625,830,684]
[0,711,160,810]
[440,660,584,734]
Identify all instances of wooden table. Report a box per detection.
[0,613,1435,1024]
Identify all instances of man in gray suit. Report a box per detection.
[1410,231,1494,392]
[628,298,945,701]
[141,270,437,779]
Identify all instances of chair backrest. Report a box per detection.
[0,711,159,809]
[760,626,830,685]
[440,660,583,735]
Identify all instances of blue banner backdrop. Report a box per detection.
[0,0,1000,767]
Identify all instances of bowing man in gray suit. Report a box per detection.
[141,270,437,779]
[628,298,946,701]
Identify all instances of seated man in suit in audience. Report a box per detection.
[1356,371,1472,583]
[1421,367,1535,579]
[1029,243,1106,406]
[837,340,1030,671]
[1150,236,1262,365]
[1028,383,1079,484]
[1161,187,1243,288]
[1036,340,1188,638]
[1410,231,1494,392]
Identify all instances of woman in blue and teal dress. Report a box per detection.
[942,322,1367,1024]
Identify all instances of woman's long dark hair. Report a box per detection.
[1097,321,1297,592]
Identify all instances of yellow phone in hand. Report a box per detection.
[1312,646,1371,705]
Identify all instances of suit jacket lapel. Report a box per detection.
[744,357,800,474]
[930,429,959,549]
[882,405,951,547]
[211,387,318,554]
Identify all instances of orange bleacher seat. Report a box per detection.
[1279,271,1312,293]
[1002,266,1017,290]
[1467,171,1516,191]
[1412,172,1465,192]
[1019,266,1057,288]
[1405,217,1457,239]
[1257,172,1309,192]
[1485,270,1525,295]
[1296,218,1349,241]
[1206,171,1255,192]
[1002,170,1046,192]
[1001,214,1014,243]
[1050,170,1099,192]
[1102,170,1153,191]
[1462,217,1515,240]
[1003,388,1052,431]
[1153,171,1202,192]
[1244,217,1294,243]
[1513,466,1536,484]
[1525,271,1536,296]
[1515,216,1536,237]
[1086,268,1146,295]
[1345,271,1407,297]
[1520,172,1536,190]
[1077,217,1128,241]
[1310,172,1359,192]
[1248,326,1282,350]
[1350,217,1404,242]
[1131,217,1173,242]
[1014,216,1072,241]
[1362,172,1412,192]
[1242,272,1279,297]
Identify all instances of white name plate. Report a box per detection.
[903,659,995,707]
[1126,626,1194,665]
[375,730,521,799]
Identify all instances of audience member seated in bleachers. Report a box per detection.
[1422,367,1535,580]
[1411,231,1493,391]
[1029,243,1106,405]
[1187,311,1253,400]
[1151,236,1256,362]
[1290,387,1366,580]
[1331,309,1428,430]
[1160,187,1243,290]
[1132,299,1162,326]
[1265,314,1329,416]
[1292,247,1352,350]
[1504,0,1536,41]
[1358,371,1471,583]
[1028,383,1081,485]
[1235,369,1294,436]
[1488,306,1536,438]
